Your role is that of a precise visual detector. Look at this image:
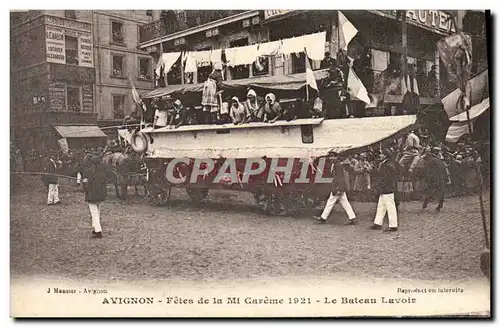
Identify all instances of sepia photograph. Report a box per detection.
[9,8,491,318]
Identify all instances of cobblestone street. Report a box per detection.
[10,176,490,284]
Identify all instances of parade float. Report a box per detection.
[125,70,417,215]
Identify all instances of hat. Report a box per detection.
[432,146,441,153]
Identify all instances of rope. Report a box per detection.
[11,171,79,180]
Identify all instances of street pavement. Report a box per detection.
[10,175,491,283]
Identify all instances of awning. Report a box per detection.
[142,69,329,99]
[54,125,107,138]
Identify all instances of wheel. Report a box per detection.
[149,186,172,206]
[254,193,289,216]
[186,187,209,202]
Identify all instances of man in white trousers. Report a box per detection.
[371,148,400,232]
[82,155,109,238]
[314,152,357,225]
[42,154,62,205]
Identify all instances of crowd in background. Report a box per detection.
[12,129,489,203]
[338,134,489,203]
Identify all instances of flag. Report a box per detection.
[57,138,69,155]
[305,51,318,91]
[338,11,358,51]
[437,32,473,112]
[347,67,370,104]
[117,128,133,144]
[129,77,146,111]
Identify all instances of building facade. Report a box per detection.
[92,10,154,133]
[138,10,486,109]
[10,9,154,150]
[11,10,97,149]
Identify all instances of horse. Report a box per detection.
[80,151,146,199]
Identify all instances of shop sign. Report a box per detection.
[382,10,456,33]
[264,10,294,20]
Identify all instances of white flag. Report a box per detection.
[129,77,146,111]
[339,11,358,51]
[305,52,318,91]
[347,67,370,104]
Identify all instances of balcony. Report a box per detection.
[139,10,248,44]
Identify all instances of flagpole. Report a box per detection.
[305,48,309,102]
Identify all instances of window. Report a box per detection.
[166,56,182,85]
[138,57,152,80]
[65,36,78,65]
[66,87,81,112]
[64,10,76,19]
[229,39,250,80]
[292,52,306,74]
[252,57,269,76]
[111,21,124,44]
[113,95,126,119]
[112,55,124,78]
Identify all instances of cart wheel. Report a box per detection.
[255,194,289,216]
[186,187,209,202]
[480,250,490,280]
[150,187,171,206]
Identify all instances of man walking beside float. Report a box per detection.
[314,151,358,225]
[371,148,400,232]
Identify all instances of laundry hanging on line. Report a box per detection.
[226,44,260,67]
[256,40,281,57]
[183,51,198,73]
[194,50,212,67]
[158,31,328,72]
[155,52,181,77]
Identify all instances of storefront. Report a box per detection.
[338,10,461,112]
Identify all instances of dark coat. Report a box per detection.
[422,155,448,187]
[83,163,109,203]
[330,159,348,194]
[42,158,59,185]
[376,159,399,194]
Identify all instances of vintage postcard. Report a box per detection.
[10,9,491,318]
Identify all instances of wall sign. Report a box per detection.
[48,82,66,112]
[381,10,457,34]
[46,26,66,64]
[264,10,294,20]
[45,15,91,32]
[79,35,93,67]
[45,17,93,67]
[82,85,94,112]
